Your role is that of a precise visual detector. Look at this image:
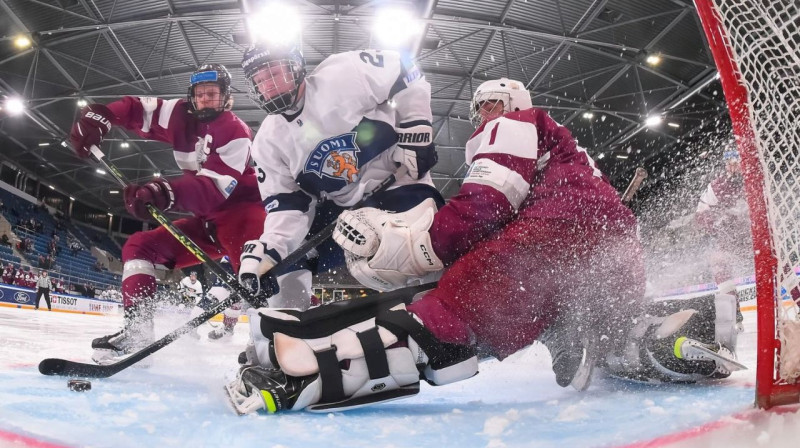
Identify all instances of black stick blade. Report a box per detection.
[38,358,67,375]
[38,358,121,378]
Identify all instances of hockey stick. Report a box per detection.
[38,148,403,377]
[621,167,648,205]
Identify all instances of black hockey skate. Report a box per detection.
[208,325,234,340]
[225,366,318,415]
[539,325,595,391]
[91,309,154,365]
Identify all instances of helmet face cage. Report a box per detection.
[245,59,304,114]
[188,64,232,122]
[469,90,511,127]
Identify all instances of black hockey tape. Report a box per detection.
[67,379,92,392]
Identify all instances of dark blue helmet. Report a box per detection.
[187,63,232,122]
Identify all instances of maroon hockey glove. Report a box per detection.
[123,179,175,220]
[69,104,115,159]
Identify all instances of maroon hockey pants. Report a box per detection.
[120,203,265,308]
[408,216,646,359]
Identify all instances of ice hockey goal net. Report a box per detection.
[694,0,800,408]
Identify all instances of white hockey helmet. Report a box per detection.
[469,78,533,126]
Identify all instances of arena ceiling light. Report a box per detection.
[373,7,423,48]
[4,97,25,116]
[582,112,594,119]
[76,99,87,107]
[13,35,31,49]
[120,142,130,148]
[645,54,661,66]
[644,115,662,127]
[248,3,302,45]
[95,168,106,175]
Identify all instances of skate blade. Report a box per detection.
[570,338,597,392]
[223,380,265,415]
[684,343,747,372]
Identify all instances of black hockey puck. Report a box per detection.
[67,379,91,392]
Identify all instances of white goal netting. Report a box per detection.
[706,0,800,384]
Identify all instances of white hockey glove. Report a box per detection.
[392,120,437,180]
[238,240,280,306]
[333,198,444,291]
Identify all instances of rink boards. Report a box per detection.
[0,283,121,315]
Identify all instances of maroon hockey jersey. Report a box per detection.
[105,97,259,218]
[431,107,634,265]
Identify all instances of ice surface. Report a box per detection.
[0,306,797,448]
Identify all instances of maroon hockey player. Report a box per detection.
[695,149,749,327]
[69,64,265,363]
[2,262,15,285]
[224,78,743,414]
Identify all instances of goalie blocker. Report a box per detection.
[225,290,478,414]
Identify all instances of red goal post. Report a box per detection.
[694,0,800,409]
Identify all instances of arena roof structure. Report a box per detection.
[0,0,728,217]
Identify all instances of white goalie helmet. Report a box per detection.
[469,78,533,127]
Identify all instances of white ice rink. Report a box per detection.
[0,305,798,448]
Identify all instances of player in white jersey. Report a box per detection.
[237,41,443,298]
[178,272,204,305]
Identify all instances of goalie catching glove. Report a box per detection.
[333,198,444,291]
[238,240,280,307]
[225,292,478,414]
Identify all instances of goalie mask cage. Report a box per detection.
[694,0,800,409]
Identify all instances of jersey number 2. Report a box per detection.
[359,51,384,68]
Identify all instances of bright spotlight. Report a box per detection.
[96,168,106,175]
[645,54,661,66]
[582,112,594,119]
[120,142,130,148]
[153,172,161,178]
[248,3,302,45]
[48,185,55,190]
[13,35,31,49]
[76,99,87,107]
[5,97,25,116]
[644,115,662,127]
[373,8,423,48]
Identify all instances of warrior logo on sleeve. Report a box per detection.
[303,133,361,184]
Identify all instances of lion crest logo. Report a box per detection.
[303,133,360,184]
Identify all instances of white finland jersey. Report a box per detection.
[251,49,434,261]
[179,277,204,301]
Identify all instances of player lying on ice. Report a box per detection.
[224,77,745,414]
[235,41,442,304]
[69,64,307,363]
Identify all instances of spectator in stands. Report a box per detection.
[0,233,10,247]
[2,263,16,285]
[93,261,103,272]
[0,199,5,212]
[68,238,82,256]
[48,238,58,256]
[34,270,52,311]
[85,282,96,298]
